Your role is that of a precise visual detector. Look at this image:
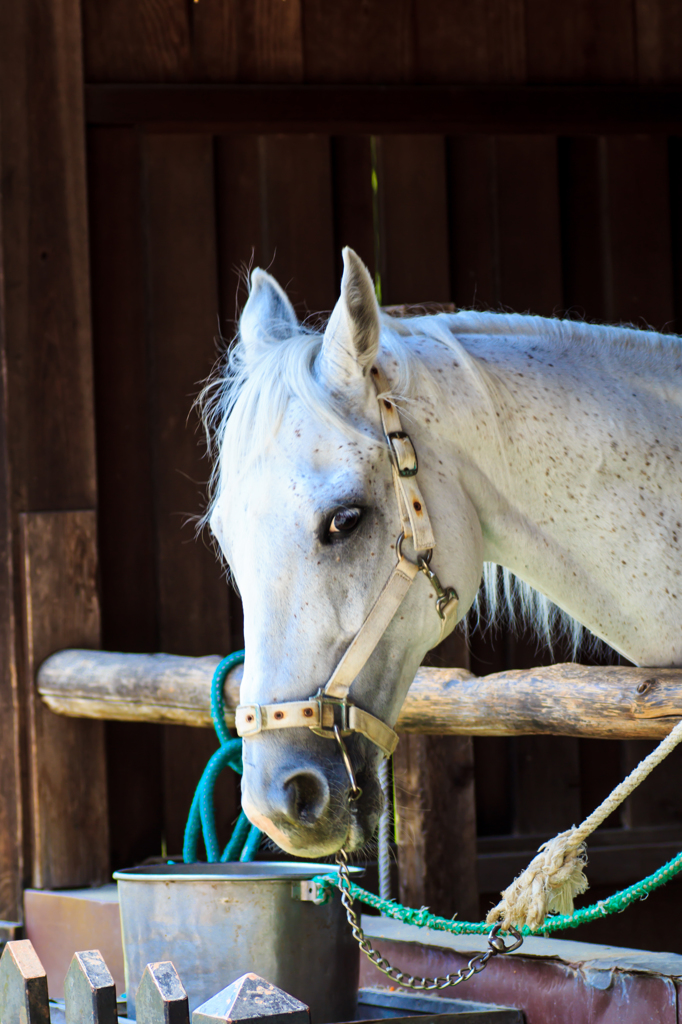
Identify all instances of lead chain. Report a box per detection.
[335,849,522,991]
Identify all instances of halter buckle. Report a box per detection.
[311,689,352,735]
[387,431,418,477]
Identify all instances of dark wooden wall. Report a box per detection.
[2,0,682,953]
[80,0,682,86]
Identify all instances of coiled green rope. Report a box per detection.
[183,652,262,864]
[311,847,682,936]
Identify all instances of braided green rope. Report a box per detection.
[183,652,262,864]
[312,847,682,936]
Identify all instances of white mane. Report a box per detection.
[201,308,681,656]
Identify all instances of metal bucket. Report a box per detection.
[114,862,361,1023]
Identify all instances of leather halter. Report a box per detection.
[235,365,459,765]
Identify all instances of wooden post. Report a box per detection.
[394,632,479,922]
[394,729,479,922]
[0,940,50,1024]
[21,513,108,889]
[64,950,117,1024]
[135,962,189,1024]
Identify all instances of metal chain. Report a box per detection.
[335,849,523,991]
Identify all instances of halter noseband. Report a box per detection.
[234,365,459,782]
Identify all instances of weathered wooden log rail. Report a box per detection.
[37,650,682,740]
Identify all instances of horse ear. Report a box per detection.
[318,248,380,391]
[239,268,298,364]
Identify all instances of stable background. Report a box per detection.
[1,0,682,953]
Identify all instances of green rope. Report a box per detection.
[312,847,682,936]
[183,651,262,864]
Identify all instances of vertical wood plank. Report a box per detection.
[579,738,627,826]
[143,134,239,854]
[2,0,96,513]
[143,134,231,657]
[237,0,303,82]
[83,0,303,84]
[0,155,23,923]
[525,0,636,83]
[378,136,451,305]
[635,0,682,84]
[448,136,499,309]
[191,0,239,82]
[602,135,675,329]
[88,126,165,870]
[21,512,109,889]
[331,137,376,284]
[258,136,337,314]
[558,137,611,321]
[302,0,413,83]
[413,0,526,84]
[89,127,157,654]
[394,732,479,921]
[513,735,581,834]
[83,0,191,83]
[470,634,516,841]
[621,743,682,829]
[0,0,107,901]
[215,135,264,329]
[495,136,563,316]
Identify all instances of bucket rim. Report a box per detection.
[113,860,364,883]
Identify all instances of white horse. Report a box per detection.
[206,248,682,859]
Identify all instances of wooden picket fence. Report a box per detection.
[0,940,309,1024]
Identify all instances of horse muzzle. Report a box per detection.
[240,735,383,858]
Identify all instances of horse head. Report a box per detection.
[208,249,484,857]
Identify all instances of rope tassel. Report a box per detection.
[487,716,682,932]
[486,830,589,931]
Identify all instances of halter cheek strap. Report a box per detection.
[235,365,459,761]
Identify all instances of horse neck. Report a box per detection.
[412,320,682,664]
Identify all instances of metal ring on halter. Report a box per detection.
[395,531,433,566]
[333,725,363,801]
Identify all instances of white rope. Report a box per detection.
[377,758,392,904]
[487,717,682,931]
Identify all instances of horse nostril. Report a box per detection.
[283,770,330,825]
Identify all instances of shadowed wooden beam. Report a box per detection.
[37,650,682,740]
[84,85,682,136]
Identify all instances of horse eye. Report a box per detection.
[329,508,362,535]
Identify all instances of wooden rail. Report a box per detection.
[84,84,682,135]
[38,650,682,740]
